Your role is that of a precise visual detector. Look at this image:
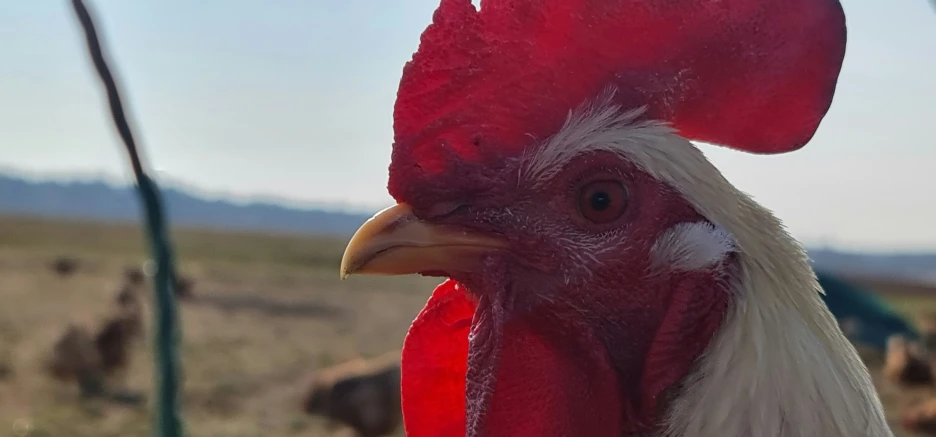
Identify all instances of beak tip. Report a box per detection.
[339,259,353,280]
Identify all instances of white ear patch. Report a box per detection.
[650,222,738,273]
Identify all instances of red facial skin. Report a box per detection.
[395,151,735,436]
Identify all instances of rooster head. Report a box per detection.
[338,1,885,436]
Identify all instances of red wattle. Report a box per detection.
[472,306,624,436]
[401,279,474,437]
[401,280,623,437]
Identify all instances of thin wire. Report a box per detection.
[69,1,184,436]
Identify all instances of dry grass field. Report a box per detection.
[0,213,935,436]
[0,214,437,437]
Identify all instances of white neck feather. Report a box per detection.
[661,237,894,437]
[647,208,893,437]
[647,145,895,437]
[529,91,895,436]
[648,139,894,437]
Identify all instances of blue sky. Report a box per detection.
[0,1,934,251]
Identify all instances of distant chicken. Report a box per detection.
[46,285,144,397]
[46,325,106,397]
[51,256,79,278]
[96,286,144,388]
[173,274,195,300]
[303,351,402,437]
[882,335,934,387]
[124,266,146,287]
[338,0,894,435]
[902,397,936,436]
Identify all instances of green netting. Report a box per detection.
[70,1,184,436]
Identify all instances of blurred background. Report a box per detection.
[0,0,934,436]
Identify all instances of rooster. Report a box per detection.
[339,0,893,436]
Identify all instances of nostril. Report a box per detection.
[426,201,471,219]
[451,204,471,216]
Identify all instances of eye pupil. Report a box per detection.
[590,191,611,211]
[576,179,629,225]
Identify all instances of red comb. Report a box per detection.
[391,0,846,180]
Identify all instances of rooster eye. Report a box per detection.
[576,180,628,224]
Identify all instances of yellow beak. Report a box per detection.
[340,203,507,279]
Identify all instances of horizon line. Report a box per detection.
[3,165,936,255]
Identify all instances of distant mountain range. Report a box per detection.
[0,173,373,236]
[808,249,936,284]
[1,172,935,283]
